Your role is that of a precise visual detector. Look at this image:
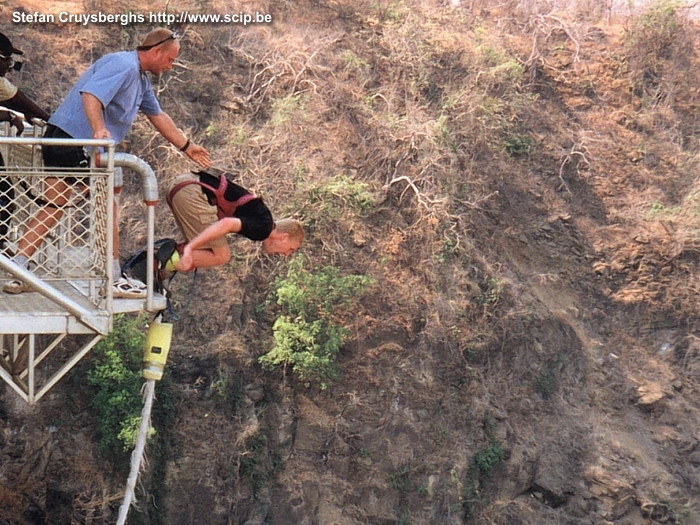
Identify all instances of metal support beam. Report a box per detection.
[34,334,103,403]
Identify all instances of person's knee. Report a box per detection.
[212,245,231,266]
[44,178,72,206]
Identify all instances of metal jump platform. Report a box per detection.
[0,116,166,403]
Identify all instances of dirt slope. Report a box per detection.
[0,1,699,524]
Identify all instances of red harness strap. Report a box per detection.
[167,177,256,220]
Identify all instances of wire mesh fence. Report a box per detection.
[0,120,113,304]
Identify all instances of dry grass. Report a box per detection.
[2,0,700,523]
[623,2,698,104]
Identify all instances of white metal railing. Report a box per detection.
[0,115,161,316]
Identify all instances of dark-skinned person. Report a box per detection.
[0,32,50,255]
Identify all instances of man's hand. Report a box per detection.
[176,246,195,272]
[184,143,211,168]
[146,112,212,167]
[92,127,111,140]
[9,115,23,136]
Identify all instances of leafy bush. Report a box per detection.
[462,416,505,520]
[239,432,271,495]
[270,92,309,126]
[462,441,505,519]
[87,314,153,457]
[504,134,533,156]
[387,463,413,492]
[259,255,374,390]
[534,351,566,400]
[306,174,377,218]
[470,442,504,477]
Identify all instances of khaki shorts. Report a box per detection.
[168,175,227,249]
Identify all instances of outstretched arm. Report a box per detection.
[3,90,50,122]
[147,111,211,168]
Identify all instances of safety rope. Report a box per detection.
[116,379,156,525]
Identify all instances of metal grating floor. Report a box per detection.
[0,277,166,334]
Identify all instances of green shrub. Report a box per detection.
[87,314,153,457]
[270,92,308,126]
[476,44,525,90]
[470,442,504,477]
[239,432,271,495]
[462,441,505,520]
[535,368,558,399]
[475,278,502,306]
[504,134,533,156]
[259,255,374,389]
[462,416,505,520]
[341,49,369,70]
[629,0,682,53]
[387,463,413,492]
[534,352,566,400]
[306,174,376,218]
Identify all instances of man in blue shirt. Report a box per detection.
[4,28,211,297]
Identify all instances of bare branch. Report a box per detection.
[386,175,444,210]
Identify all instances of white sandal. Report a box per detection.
[113,276,147,299]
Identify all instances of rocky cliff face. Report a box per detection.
[1,1,698,524]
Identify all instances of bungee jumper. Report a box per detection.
[167,166,304,272]
[122,166,304,312]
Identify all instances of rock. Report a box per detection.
[688,451,700,466]
[244,383,265,402]
[426,474,439,500]
[243,503,270,525]
[243,487,271,525]
[317,499,348,525]
[352,229,368,247]
[531,475,571,508]
[566,495,592,518]
[641,501,670,521]
[610,495,636,520]
[636,383,665,407]
[44,484,75,524]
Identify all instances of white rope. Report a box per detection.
[116,379,156,525]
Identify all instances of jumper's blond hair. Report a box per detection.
[275,218,304,244]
